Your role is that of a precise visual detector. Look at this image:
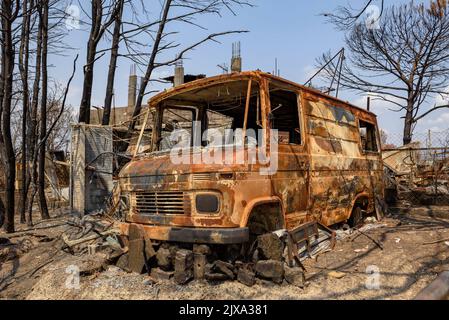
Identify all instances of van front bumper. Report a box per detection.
[120,223,249,244]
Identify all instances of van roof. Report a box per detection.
[148,70,377,118]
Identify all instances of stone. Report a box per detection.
[78,254,108,276]
[328,271,346,279]
[193,253,207,280]
[234,261,246,275]
[156,247,172,271]
[144,238,156,260]
[169,245,179,259]
[128,238,146,273]
[115,253,130,272]
[237,268,256,287]
[205,272,229,281]
[284,266,305,288]
[255,260,284,283]
[257,233,284,261]
[213,260,235,279]
[151,267,174,280]
[128,224,154,274]
[251,249,260,264]
[193,244,211,255]
[174,249,193,284]
[107,248,125,263]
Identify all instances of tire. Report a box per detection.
[348,206,363,228]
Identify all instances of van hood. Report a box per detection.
[119,148,254,179]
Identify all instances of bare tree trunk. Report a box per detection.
[18,0,31,224]
[0,197,5,228]
[79,0,104,123]
[38,0,50,220]
[403,97,414,145]
[0,12,4,229]
[1,0,17,233]
[131,0,172,131]
[118,0,172,153]
[103,0,124,125]
[27,0,42,227]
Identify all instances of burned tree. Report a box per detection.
[27,0,44,226]
[102,0,124,125]
[79,0,122,124]
[18,0,32,223]
[118,0,251,152]
[323,0,385,31]
[0,0,20,233]
[38,0,50,219]
[318,1,449,145]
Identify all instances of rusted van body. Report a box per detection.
[119,71,383,244]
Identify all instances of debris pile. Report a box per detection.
[117,221,335,287]
[383,142,449,206]
[60,214,126,269]
[0,237,34,264]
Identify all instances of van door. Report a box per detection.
[268,81,309,229]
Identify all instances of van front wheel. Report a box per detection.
[348,206,363,228]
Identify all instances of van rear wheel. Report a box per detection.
[348,206,363,228]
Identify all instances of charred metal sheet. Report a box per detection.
[120,223,248,244]
[382,142,420,175]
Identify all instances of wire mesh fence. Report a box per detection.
[382,129,449,206]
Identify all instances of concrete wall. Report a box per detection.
[70,124,113,215]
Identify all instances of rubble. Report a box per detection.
[151,268,174,281]
[109,221,340,287]
[174,249,194,284]
[193,244,211,255]
[255,260,284,284]
[205,272,229,281]
[156,247,172,271]
[237,268,256,287]
[212,260,235,280]
[115,254,130,272]
[193,253,207,280]
[284,266,305,288]
[256,233,284,261]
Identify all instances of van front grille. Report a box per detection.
[133,191,189,215]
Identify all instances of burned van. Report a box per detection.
[118,71,383,244]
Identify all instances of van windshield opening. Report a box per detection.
[147,79,261,153]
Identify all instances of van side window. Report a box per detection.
[359,120,378,152]
[269,83,301,145]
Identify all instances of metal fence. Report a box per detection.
[382,129,449,206]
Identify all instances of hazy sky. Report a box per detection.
[51,0,448,143]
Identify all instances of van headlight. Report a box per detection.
[195,194,219,213]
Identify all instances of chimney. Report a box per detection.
[231,42,242,73]
[128,64,137,109]
[174,58,184,87]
